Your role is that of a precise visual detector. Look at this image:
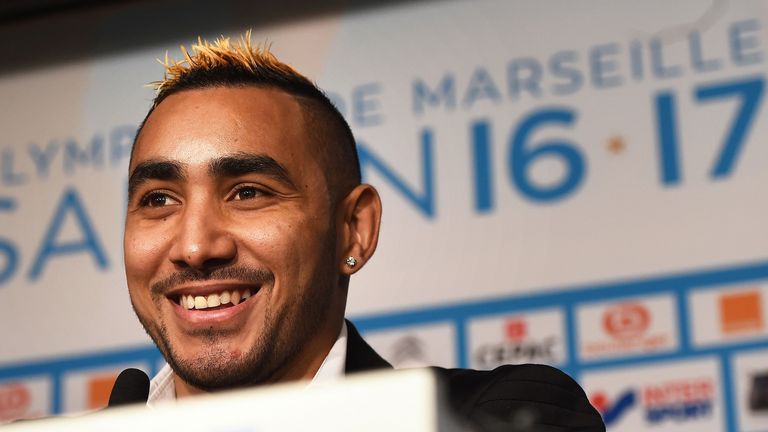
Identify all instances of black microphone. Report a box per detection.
[108,368,150,407]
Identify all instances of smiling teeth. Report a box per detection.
[194,296,206,309]
[207,294,220,307]
[180,289,253,310]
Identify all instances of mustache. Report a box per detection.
[150,266,275,296]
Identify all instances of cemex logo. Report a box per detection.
[590,377,715,427]
[0,383,30,422]
[719,289,764,335]
[474,317,559,367]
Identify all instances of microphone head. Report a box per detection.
[108,368,150,407]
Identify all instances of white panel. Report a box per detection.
[689,284,768,347]
[581,357,724,432]
[577,294,678,361]
[467,308,566,368]
[363,322,456,368]
[0,376,51,423]
[62,363,149,414]
[732,349,768,432]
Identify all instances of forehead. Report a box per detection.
[132,86,318,172]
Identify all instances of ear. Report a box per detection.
[337,184,382,275]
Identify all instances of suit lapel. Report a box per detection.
[344,319,393,373]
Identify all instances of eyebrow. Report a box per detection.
[128,160,185,199]
[208,153,295,188]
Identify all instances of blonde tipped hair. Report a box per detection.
[153,31,306,96]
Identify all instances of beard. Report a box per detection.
[131,266,333,391]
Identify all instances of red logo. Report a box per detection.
[504,318,527,341]
[0,383,31,421]
[603,303,650,339]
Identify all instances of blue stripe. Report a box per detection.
[676,290,692,350]
[579,339,768,371]
[721,354,737,432]
[455,317,468,368]
[51,371,62,414]
[0,345,162,378]
[564,301,578,369]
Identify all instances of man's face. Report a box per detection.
[124,86,346,391]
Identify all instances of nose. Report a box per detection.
[168,201,237,271]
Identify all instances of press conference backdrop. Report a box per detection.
[1,0,767,430]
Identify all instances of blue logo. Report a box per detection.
[591,390,636,426]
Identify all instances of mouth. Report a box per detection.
[170,287,259,312]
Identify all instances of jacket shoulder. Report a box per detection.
[433,364,605,432]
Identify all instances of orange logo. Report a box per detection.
[87,373,119,410]
[719,290,763,334]
[505,318,527,341]
[603,303,650,339]
[0,383,30,421]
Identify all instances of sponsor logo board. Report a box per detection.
[467,308,566,369]
[732,349,768,432]
[690,284,768,347]
[363,322,456,368]
[0,376,51,423]
[62,363,149,414]
[582,357,723,431]
[577,294,678,361]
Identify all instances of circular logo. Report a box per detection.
[0,384,31,421]
[603,303,650,339]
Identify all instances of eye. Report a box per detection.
[139,192,179,208]
[232,185,266,201]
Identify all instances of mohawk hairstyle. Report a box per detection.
[154,32,293,94]
[134,31,361,197]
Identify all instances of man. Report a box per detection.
[123,33,604,431]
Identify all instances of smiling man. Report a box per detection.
[125,36,381,398]
[123,33,604,431]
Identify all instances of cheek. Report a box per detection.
[125,228,173,322]
[237,219,299,263]
[236,215,327,271]
[124,225,172,285]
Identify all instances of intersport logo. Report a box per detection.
[590,377,715,427]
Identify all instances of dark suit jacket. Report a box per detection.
[344,321,605,432]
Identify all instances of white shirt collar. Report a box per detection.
[147,321,348,407]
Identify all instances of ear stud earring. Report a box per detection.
[345,256,357,268]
